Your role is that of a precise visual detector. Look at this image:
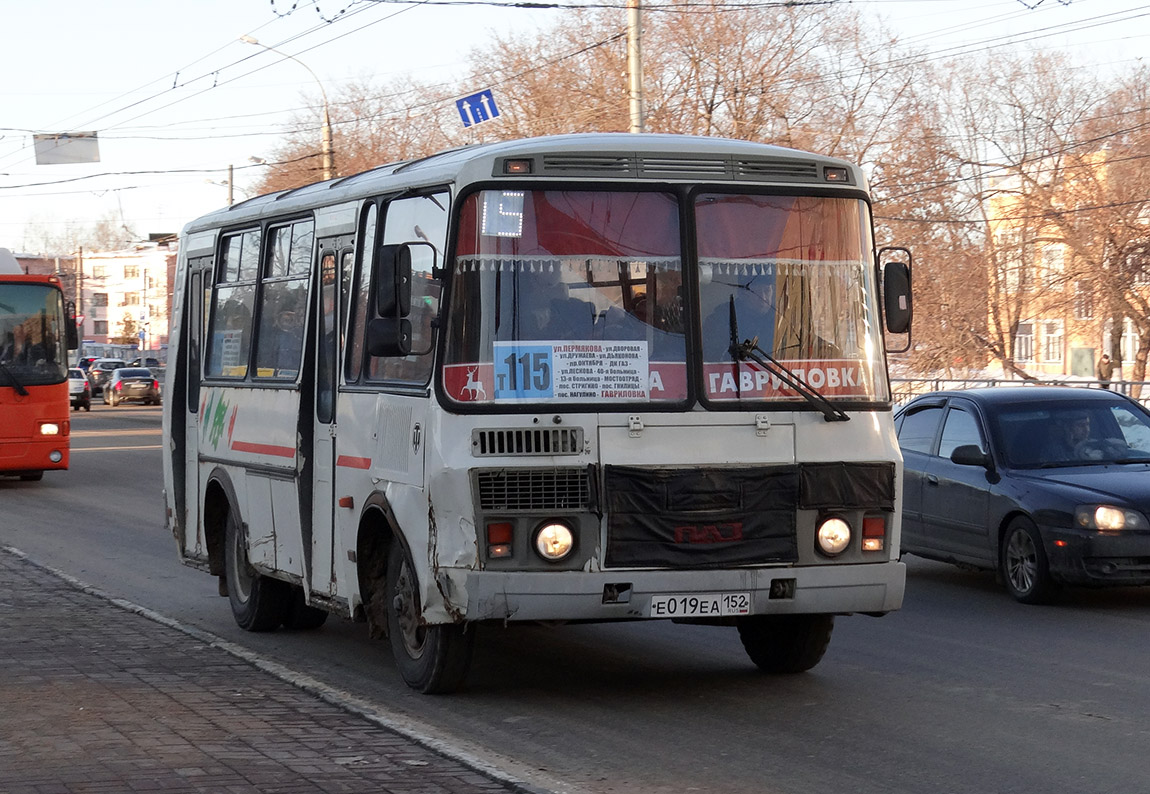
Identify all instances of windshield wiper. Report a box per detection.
[0,360,29,396]
[725,296,848,422]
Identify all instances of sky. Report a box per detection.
[2,0,1149,254]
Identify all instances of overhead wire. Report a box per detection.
[6,0,1150,226]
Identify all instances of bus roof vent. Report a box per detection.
[472,427,585,457]
[638,157,728,177]
[476,467,592,511]
[540,154,634,175]
[735,158,821,182]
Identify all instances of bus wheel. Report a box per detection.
[386,538,474,694]
[224,506,290,631]
[736,614,835,674]
[283,585,328,630]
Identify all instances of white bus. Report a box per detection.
[162,133,913,693]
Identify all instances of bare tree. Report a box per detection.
[253,75,459,195]
[22,212,136,256]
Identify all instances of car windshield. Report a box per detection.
[119,368,153,378]
[442,188,887,407]
[993,400,1150,467]
[68,369,84,378]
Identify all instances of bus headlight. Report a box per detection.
[534,521,575,562]
[817,517,851,556]
[40,422,61,436]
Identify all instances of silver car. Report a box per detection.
[67,367,91,411]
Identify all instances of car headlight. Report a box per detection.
[817,517,851,556]
[533,521,575,562]
[1075,505,1149,531]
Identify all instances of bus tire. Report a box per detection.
[283,585,329,630]
[386,537,474,694]
[736,614,835,674]
[224,506,290,632]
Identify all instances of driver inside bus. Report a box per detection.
[1,323,46,366]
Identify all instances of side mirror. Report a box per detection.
[366,317,412,357]
[374,241,437,319]
[950,444,990,468]
[375,244,412,318]
[65,300,79,351]
[878,247,912,354]
[882,261,912,334]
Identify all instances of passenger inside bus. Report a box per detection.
[515,265,596,340]
[271,307,304,372]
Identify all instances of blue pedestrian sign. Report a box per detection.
[456,89,500,128]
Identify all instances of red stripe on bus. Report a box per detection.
[336,455,372,469]
[231,440,296,458]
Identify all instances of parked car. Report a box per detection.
[103,367,161,406]
[67,367,91,411]
[86,358,127,394]
[895,386,1150,603]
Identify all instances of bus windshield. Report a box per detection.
[0,283,69,387]
[442,188,887,407]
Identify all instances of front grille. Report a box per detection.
[476,467,592,511]
[472,427,584,457]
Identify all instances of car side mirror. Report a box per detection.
[950,444,990,468]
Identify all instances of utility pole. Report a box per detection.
[241,36,335,180]
[227,164,234,206]
[627,0,645,133]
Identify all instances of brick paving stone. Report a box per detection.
[0,550,527,794]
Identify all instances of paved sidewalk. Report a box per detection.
[0,548,524,794]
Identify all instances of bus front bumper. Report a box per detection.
[463,561,905,622]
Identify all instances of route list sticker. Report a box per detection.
[493,341,649,401]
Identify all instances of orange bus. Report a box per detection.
[0,248,78,481]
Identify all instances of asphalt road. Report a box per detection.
[4,403,1150,794]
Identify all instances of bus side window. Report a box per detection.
[206,230,261,378]
[254,220,313,378]
[346,203,378,384]
[365,193,447,385]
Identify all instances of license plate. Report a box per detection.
[648,592,751,618]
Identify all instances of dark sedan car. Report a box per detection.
[86,358,127,394]
[895,386,1150,603]
[103,367,161,406]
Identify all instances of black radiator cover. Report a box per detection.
[603,462,895,569]
[604,465,799,568]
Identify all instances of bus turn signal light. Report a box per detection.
[862,517,885,552]
[487,521,513,558]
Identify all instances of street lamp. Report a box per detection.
[240,35,334,180]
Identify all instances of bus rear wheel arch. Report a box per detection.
[223,498,291,631]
